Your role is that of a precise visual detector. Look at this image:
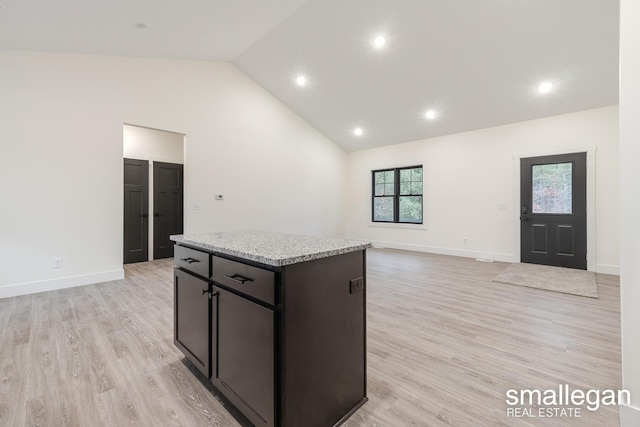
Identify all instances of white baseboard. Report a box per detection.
[350,238,621,275]
[595,264,620,275]
[620,404,640,427]
[356,239,516,263]
[0,270,124,299]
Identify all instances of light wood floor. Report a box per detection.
[0,249,621,426]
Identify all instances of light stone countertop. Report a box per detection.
[170,230,372,267]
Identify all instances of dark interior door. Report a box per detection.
[520,152,587,270]
[124,159,149,264]
[153,161,183,259]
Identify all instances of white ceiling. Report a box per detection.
[0,0,311,60]
[0,0,619,152]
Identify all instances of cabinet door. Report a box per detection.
[213,288,274,427]
[174,268,210,377]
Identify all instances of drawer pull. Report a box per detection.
[224,274,253,284]
[181,257,200,264]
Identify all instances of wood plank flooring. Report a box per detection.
[0,249,621,426]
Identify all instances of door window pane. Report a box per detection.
[532,162,572,214]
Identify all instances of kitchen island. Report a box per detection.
[170,230,371,427]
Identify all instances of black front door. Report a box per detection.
[124,158,149,264]
[520,152,587,270]
[153,161,183,259]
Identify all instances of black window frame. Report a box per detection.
[372,165,423,224]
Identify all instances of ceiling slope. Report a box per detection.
[0,0,619,151]
[0,0,311,60]
[234,0,619,151]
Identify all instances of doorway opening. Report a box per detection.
[123,124,185,264]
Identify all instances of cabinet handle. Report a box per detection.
[203,289,219,299]
[181,257,199,264]
[224,274,253,284]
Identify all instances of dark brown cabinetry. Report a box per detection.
[214,287,275,426]
[175,245,210,277]
[174,268,210,377]
[173,243,367,427]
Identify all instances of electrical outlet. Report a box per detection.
[498,203,507,210]
[349,277,364,294]
[215,194,224,200]
[53,258,63,269]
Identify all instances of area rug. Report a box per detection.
[493,263,598,298]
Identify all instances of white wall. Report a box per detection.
[345,106,619,274]
[619,0,640,423]
[123,124,184,164]
[0,51,347,298]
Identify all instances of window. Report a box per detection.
[531,162,573,214]
[372,165,423,224]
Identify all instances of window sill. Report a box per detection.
[368,222,427,230]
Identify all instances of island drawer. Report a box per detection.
[212,256,275,305]
[175,245,210,278]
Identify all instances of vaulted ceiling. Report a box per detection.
[0,0,619,151]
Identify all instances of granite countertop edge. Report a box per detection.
[170,233,372,267]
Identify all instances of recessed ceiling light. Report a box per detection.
[296,75,307,86]
[134,21,151,30]
[354,128,363,136]
[373,35,386,48]
[425,110,436,120]
[538,82,554,94]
